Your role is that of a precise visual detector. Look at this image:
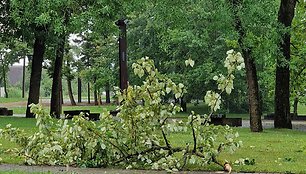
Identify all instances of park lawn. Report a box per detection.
[0,98,27,103]
[170,128,306,173]
[0,118,37,164]
[0,172,48,174]
[1,117,306,173]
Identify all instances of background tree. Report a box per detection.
[227,0,273,132]
[80,32,117,105]
[274,0,297,129]
[290,0,306,118]
[62,47,78,106]
[9,0,51,117]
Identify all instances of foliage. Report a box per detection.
[2,117,306,172]
[290,1,306,104]
[79,32,117,94]
[0,52,243,171]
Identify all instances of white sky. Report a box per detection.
[12,34,81,66]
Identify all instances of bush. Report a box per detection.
[0,51,243,172]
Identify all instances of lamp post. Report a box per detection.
[22,56,26,98]
[23,55,32,98]
[115,19,128,91]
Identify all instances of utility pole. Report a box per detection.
[22,56,26,98]
[115,19,128,91]
[78,77,82,103]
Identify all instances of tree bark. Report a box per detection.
[105,84,111,103]
[98,90,102,105]
[0,59,8,98]
[293,96,298,119]
[229,0,263,132]
[60,79,63,105]
[274,0,296,129]
[67,78,76,106]
[244,50,263,132]
[181,97,187,112]
[50,35,65,118]
[78,77,82,103]
[94,77,98,105]
[94,89,98,105]
[26,26,46,118]
[88,82,90,104]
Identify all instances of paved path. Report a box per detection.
[0,164,223,174]
[0,164,275,174]
[242,120,306,131]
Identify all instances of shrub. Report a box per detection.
[0,50,244,172]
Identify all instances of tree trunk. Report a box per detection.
[244,51,263,132]
[229,0,262,132]
[94,90,98,105]
[67,78,76,105]
[0,60,8,98]
[293,96,298,119]
[26,27,46,118]
[94,78,98,105]
[60,79,63,105]
[50,35,65,118]
[88,82,90,104]
[105,84,111,103]
[274,0,296,129]
[98,90,102,105]
[78,77,82,103]
[181,97,187,112]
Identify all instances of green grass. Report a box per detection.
[294,103,306,115]
[0,172,50,174]
[170,128,306,173]
[0,98,27,103]
[222,128,306,173]
[0,118,37,164]
[1,116,306,173]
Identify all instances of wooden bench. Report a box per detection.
[0,107,13,116]
[208,114,242,127]
[265,113,306,121]
[63,110,100,121]
[110,110,120,116]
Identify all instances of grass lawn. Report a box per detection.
[0,98,27,103]
[1,117,306,173]
[169,128,306,173]
[0,172,48,174]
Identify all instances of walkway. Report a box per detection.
[0,164,275,174]
[242,120,306,131]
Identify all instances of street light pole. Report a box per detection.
[22,56,26,98]
[115,19,128,91]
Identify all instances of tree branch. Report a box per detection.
[191,115,197,152]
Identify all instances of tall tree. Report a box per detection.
[290,0,306,118]
[50,10,70,118]
[8,0,50,117]
[80,33,117,105]
[274,0,297,128]
[228,0,262,132]
[25,26,47,118]
[63,49,77,106]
